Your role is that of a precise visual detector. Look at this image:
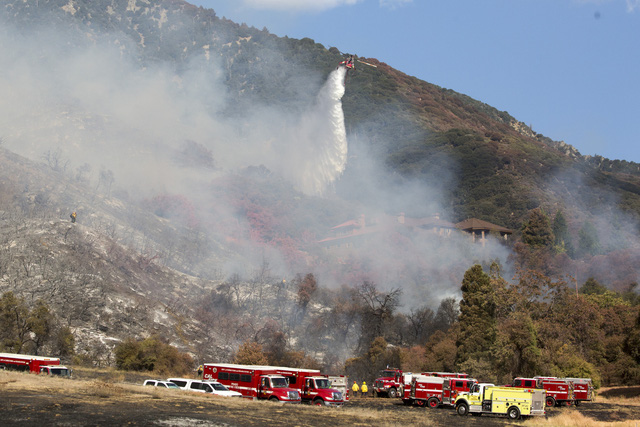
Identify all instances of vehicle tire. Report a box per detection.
[313,398,324,406]
[456,402,469,416]
[545,396,555,407]
[415,399,425,407]
[269,397,279,402]
[565,400,572,407]
[575,400,581,406]
[388,388,397,398]
[427,397,439,408]
[507,406,521,420]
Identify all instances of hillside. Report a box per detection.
[1,0,640,383]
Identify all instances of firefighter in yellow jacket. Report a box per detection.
[352,381,360,397]
[361,381,368,397]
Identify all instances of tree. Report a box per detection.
[552,209,574,256]
[114,336,193,375]
[433,297,459,331]
[0,292,31,353]
[294,273,317,311]
[580,277,608,295]
[521,208,554,247]
[456,265,496,365]
[233,341,269,365]
[354,281,402,352]
[578,222,601,257]
[26,300,54,355]
[493,312,542,383]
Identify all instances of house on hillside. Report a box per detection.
[317,213,512,251]
[455,218,513,245]
[317,213,458,252]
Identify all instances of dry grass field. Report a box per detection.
[1,369,639,426]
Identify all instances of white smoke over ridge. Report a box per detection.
[0,15,516,311]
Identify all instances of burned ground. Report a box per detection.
[1,371,639,426]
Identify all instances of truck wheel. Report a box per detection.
[545,396,556,407]
[456,402,469,416]
[388,388,397,398]
[313,398,324,406]
[427,397,439,408]
[507,406,521,420]
[269,397,279,402]
[415,399,425,407]
[574,400,581,406]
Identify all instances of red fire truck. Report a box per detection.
[404,375,477,408]
[203,363,301,403]
[268,367,346,406]
[512,377,574,407]
[373,368,404,398]
[422,371,469,379]
[563,378,594,405]
[0,352,71,376]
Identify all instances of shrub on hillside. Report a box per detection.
[114,336,193,376]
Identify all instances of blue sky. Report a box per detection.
[189,0,640,162]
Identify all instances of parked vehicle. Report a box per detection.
[455,383,546,420]
[373,368,404,398]
[268,367,345,406]
[0,352,71,376]
[143,380,180,389]
[406,375,477,408]
[168,377,243,397]
[203,364,301,403]
[421,371,469,379]
[328,375,349,401]
[562,377,594,405]
[512,377,574,407]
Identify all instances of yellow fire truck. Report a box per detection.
[454,383,546,420]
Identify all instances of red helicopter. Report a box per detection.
[338,55,355,70]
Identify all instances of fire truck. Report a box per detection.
[203,363,301,403]
[328,375,350,401]
[373,368,404,398]
[563,377,594,405]
[268,367,345,406]
[404,375,477,408]
[455,383,546,420]
[0,353,71,376]
[512,377,574,407]
[422,371,469,379]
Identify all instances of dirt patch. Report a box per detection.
[1,371,639,426]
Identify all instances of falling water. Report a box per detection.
[295,67,348,196]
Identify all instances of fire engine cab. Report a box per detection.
[374,368,404,398]
[269,367,345,406]
[203,363,301,403]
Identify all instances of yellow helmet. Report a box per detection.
[363,381,366,385]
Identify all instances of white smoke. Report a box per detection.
[292,67,348,196]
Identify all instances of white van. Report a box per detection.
[168,378,242,398]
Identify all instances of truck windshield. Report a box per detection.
[381,371,396,377]
[271,377,288,388]
[315,379,331,389]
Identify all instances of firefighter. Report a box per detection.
[197,365,203,377]
[361,381,368,398]
[352,381,360,397]
[70,212,76,223]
